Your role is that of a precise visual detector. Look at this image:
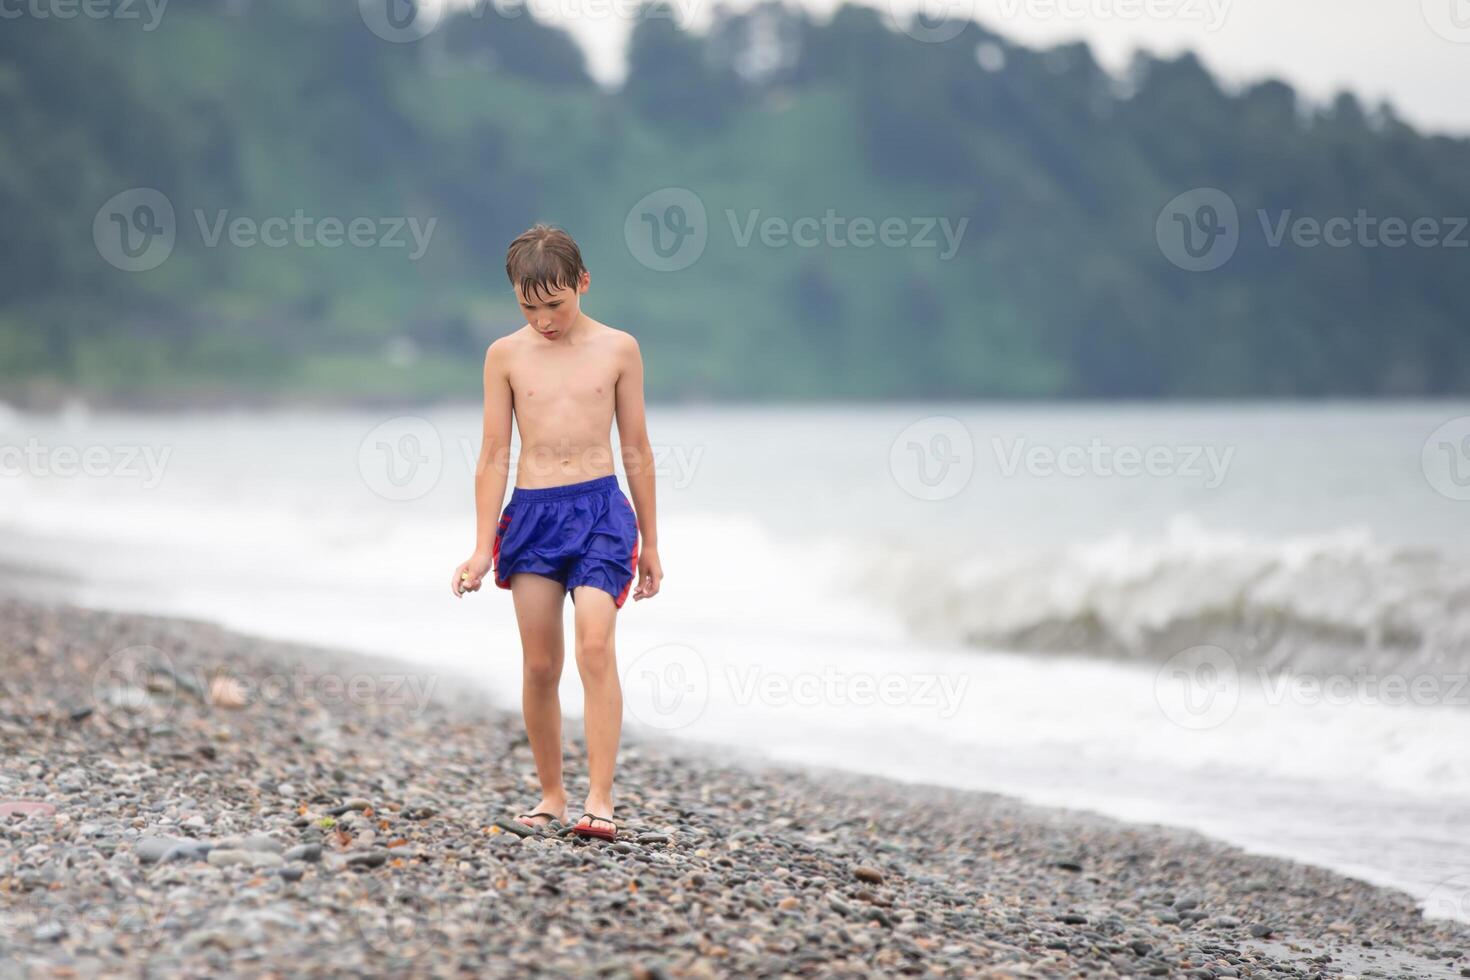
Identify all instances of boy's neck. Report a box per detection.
[559,312,590,341]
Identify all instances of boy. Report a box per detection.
[450,224,663,842]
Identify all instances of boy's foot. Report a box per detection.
[573,795,616,838]
[514,794,567,829]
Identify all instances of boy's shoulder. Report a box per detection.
[594,322,639,354]
[593,323,643,366]
[572,318,639,353]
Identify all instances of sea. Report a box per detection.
[3,400,1469,922]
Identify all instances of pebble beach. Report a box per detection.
[3,595,1470,979]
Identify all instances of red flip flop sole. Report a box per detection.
[572,826,616,840]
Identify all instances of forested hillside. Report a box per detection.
[3,0,1467,404]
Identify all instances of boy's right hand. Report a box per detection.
[451,552,493,598]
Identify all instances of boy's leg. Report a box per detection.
[570,585,621,835]
[510,572,570,826]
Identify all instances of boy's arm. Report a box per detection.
[615,334,662,600]
[474,340,514,554]
[452,340,512,596]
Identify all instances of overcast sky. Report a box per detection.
[452,0,1470,135]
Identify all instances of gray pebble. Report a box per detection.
[285,843,322,863]
[207,849,284,868]
[33,922,66,943]
[345,850,390,869]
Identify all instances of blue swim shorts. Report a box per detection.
[492,474,641,607]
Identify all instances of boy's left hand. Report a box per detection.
[632,546,662,601]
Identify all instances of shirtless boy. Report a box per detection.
[450,224,663,841]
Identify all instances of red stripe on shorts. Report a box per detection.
[616,534,640,608]
[493,513,512,589]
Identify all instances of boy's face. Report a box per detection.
[516,272,588,341]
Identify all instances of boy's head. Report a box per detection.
[506,223,589,341]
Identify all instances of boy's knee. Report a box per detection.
[523,658,561,687]
[575,636,614,671]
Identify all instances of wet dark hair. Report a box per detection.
[505,223,588,304]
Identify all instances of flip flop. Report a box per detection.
[571,811,617,840]
[513,811,562,830]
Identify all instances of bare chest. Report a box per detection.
[508,350,618,417]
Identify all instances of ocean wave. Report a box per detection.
[879,516,1470,677]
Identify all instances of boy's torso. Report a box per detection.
[505,319,625,489]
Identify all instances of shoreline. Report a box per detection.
[2,596,1469,978]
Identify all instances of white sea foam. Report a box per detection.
[876,514,1470,677]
